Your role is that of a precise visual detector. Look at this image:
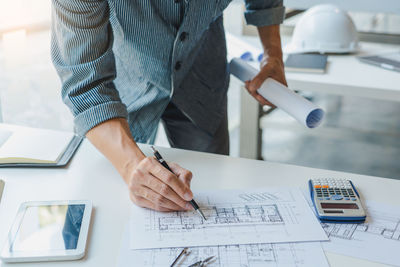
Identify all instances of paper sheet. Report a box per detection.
[229,58,325,128]
[0,128,12,147]
[0,126,74,163]
[130,188,328,249]
[118,226,329,267]
[302,189,400,266]
[322,201,400,266]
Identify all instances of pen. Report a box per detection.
[170,247,188,267]
[151,146,207,220]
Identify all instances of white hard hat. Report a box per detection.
[285,4,359,54]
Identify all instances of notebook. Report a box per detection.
[285,54,328,73]
[0,124,82,167]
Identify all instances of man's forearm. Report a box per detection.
[257,24,283,59]
[245,24,287,105]
[86,118,145,183]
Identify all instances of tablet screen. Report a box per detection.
[11,204,85,252]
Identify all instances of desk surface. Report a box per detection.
[228,33,400,102]
[1,140,399,266]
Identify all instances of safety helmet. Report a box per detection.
[285,4,359,54]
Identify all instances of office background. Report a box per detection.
[1,0,400,179]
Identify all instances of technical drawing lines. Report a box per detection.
[322,223,357,239]
[157,204,284,231]
[322,220,400,241]
[239,192,282,202]
[357,220,400,241]
[238,191,295,203]
[122,243,325,267]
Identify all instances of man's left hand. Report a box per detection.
[245,54,287,107]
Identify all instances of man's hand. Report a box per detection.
[127,157,193,211]
[86,118,194,212]
[245,24,287,107]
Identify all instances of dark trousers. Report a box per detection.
[159,102,229,155]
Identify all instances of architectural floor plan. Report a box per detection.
[157,204,283,231]
[322,200,400,266]
[118,227,329,267]
[130,188,328,249]
[323,217,400,241]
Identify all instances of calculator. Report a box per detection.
[309,178,366,223]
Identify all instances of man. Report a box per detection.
[51,0,287,212]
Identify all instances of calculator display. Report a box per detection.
[321,203,359,209]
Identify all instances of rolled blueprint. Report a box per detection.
[229,58,325,128]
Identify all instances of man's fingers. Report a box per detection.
[255,94,275,107]
[147,158,193,201]
[135,186,187,211]
[129,193,174,212]
[129,157,195,212]
[247,65,273,92]
[245,81,275,107]
[168,162,192,187]
[138,173,190,210]
[244,81,259,101]
[247,76,264,93]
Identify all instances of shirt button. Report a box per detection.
[174,61,182,71]
[180,32,188,41]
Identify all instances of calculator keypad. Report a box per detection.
[313,179,356,200]
[310,178,366,221]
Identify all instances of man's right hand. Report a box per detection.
[127,157,194,212]
[86,118,194,212]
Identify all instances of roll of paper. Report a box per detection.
[229,58,324,128]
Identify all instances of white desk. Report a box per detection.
[1,140,399,266]
[227,34,400,159]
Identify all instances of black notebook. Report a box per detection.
[285,54,328,74]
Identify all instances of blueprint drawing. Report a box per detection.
[130,188,328,249]
[118,227,329,267]
[157,204,283,231]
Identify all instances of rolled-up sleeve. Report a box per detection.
[244,0,285,27]
[51,0,128,136]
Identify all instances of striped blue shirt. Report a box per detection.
[51,0,285,142]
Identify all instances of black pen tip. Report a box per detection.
[197,209,207,220]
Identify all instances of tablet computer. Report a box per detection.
[358,51,400,72]
[1,200,92,263]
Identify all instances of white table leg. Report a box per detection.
[239,85,262,160]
